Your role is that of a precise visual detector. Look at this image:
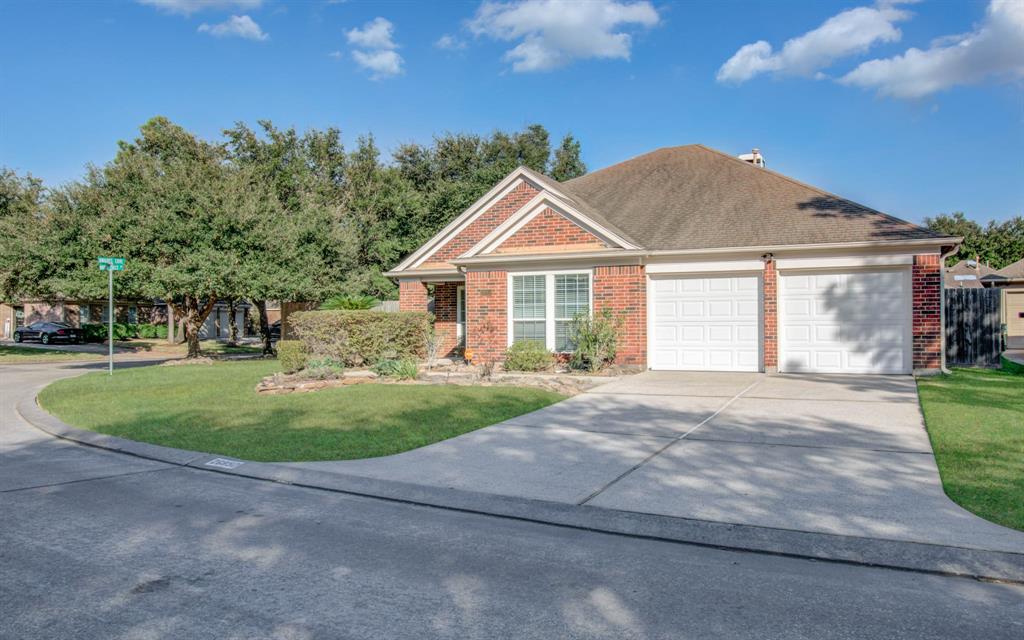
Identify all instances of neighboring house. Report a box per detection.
[944,259,997,289]
[982,258,1024,349]
[387,145,959,375]
[0,299,169,339]
[0,298,255,341]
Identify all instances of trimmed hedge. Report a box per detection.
[81,323,168,342]
[290,310,431,367]
[277,340,308,372]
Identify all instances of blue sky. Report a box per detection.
[1,0,1021,225]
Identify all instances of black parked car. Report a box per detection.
[13,322,84,345]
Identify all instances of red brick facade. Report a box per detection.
[593,265,646,366]
[398,280,428,312]
[762,260,778,370]
[423,181,540,267]
[464,270,507,364]
[912,254,942,371]
[494,208,608,254]
[432,282,461,357]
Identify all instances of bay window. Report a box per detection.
[510,271,591,352]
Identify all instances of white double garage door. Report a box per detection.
[649,269,912,374]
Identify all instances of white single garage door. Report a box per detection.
[650,275,760,371]
[779,269,912,374]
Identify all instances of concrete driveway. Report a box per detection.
[294,371,1024,552]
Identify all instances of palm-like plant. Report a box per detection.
[320,294,378,310]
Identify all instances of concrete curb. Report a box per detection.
[18,393,1024,584]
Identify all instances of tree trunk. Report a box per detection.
[227,299,238,346]
[252,299,274,355]
[179,294,219,359]
[166,304,176,345]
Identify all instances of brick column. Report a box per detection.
[398,279,428,312]
[432,282,460,357]
[913,254,942,372]
[763,259,778,371]
[593,265,646,367]
[465,270,507,364]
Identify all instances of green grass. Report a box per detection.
[0,345,104,363]
[917,366,1024,531]
[38,360,564,462]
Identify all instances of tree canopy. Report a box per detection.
[925,211,1024,268]
[0,117,588,356]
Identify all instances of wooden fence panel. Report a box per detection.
[945,288,1002,367]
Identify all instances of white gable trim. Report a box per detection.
[395,165,578,272]
[464,192,638,258]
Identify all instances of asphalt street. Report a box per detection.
[2,361,1022,639]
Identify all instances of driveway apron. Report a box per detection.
[293,370,1024,553]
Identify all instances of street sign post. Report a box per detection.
[97,257,125,375]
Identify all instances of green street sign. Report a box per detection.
[98,257,125,271]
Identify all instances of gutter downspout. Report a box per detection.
[939,244,960,374]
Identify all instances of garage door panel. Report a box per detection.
[780,269,911,374]
[650,275,761,372]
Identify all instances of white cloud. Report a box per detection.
[346,17,398,50]
[138,0,263,16]
[345,17,403,79]
[328,50,343,59]
[351,50,404,79]
[467,0,659,72]
[435,34,467,51]
[198,14,268,41]
[717,2,912,83]
[841,0,1024,98]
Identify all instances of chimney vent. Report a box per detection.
[737,148,766,168]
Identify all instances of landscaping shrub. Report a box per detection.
[372,358,419,380]
[290,310,431,367]
[81,322,139,341]
[82,323,107,343]
[568,310,622,373]
[276,340,307,373]
[503,340,556,372]
[155,324,169,340]
[305,356,345,379]
[320,294,378,310]
[137,324,159,339]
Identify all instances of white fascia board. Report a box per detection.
[394,168,536,272]
[464,193,638,258]
[646,260,765,274]
[394,271,465,282]
[776,254,914,270]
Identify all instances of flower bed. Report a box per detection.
[256,360,626,396]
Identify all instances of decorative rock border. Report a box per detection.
[255,367,609,396]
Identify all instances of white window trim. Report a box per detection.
[507,269,593,352]
[456,285,466,345]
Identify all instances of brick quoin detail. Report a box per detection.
[912,254,942,370]
[593,265,646,366]
[465,270,507,363]
[494,208,608,254]
[432,282,461,357]
[424,182,540,266]
[398,280,428,312]
[763,260,778,369]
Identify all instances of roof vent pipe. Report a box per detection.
[738,148,766,168]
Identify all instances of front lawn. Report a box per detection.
[917,366,1024,531]
[38,360,564,462]
[0,345,105,364]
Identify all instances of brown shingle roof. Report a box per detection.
[554,145,951,251]
[988,258,1024,282]
[945,260,997,288]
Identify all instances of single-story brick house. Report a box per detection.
[387,145,960,375]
